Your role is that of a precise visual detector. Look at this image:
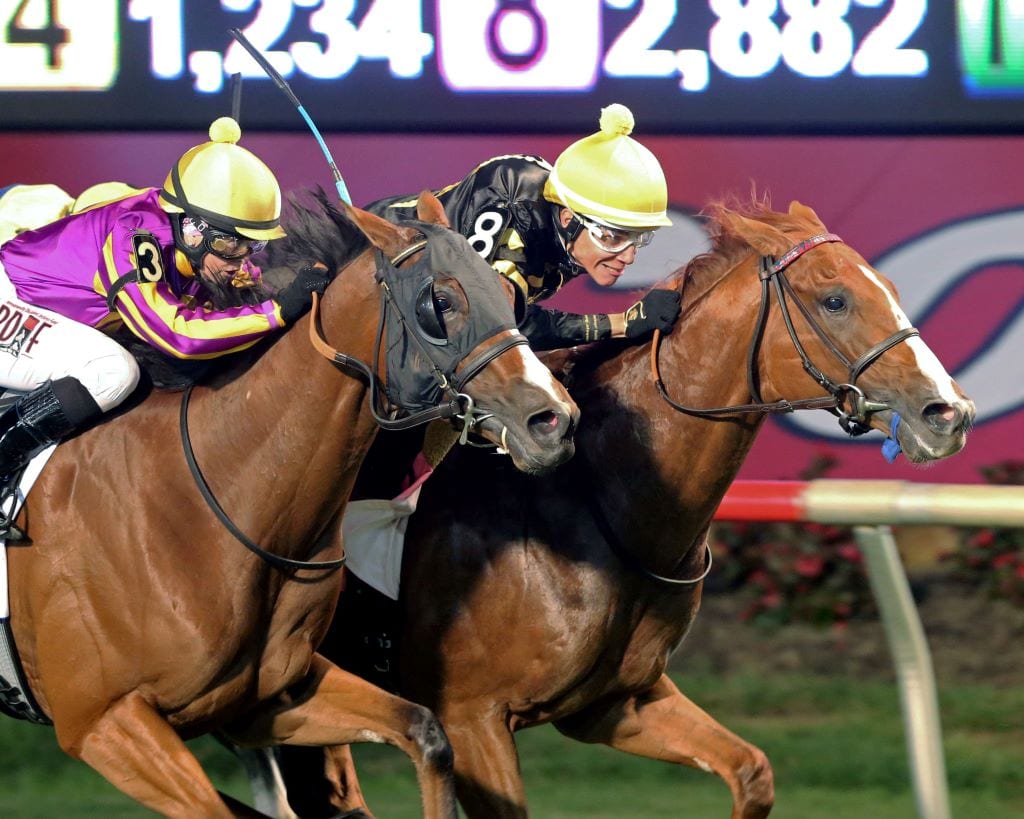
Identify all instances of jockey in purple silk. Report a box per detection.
[0,117,328,494]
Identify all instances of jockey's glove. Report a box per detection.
[277,265,331,324]
[622,289,682,338]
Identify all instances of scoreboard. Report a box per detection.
[0,0,1022,133]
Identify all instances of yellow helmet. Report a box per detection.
[544,104,671,229]
[159,117,286,240]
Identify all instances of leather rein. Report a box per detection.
[181,236,525,573]
[651,232,920,435]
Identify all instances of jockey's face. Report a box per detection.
[560,208,639,287]
[198,250,246,288]
[179,215,259,287]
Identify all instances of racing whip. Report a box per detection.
[228,28,353,205]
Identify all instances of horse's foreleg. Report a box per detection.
[64,691,261,817]
[440,708,528,818]
[226,654,454,819]
[228,744,299,819]
[553,674,774,819]
[274,744,374,818]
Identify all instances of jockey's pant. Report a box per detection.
[0,264,139,412]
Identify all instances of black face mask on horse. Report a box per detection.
[309,220,528,434]
[378,221,524,415]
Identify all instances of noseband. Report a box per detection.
[652,232,920,435]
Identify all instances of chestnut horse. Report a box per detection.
[249,200,974,819]
[3,193,578,817]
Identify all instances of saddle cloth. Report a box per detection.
[342,464,433,601]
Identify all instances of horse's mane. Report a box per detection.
[555,195,821,387]
[259,186,369,289]
[687,194,820,282]
[125,187,370,392]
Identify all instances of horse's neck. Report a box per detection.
[576,262,765,572]
[187,261,382,554]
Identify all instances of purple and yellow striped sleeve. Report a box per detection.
[101,234,285,360]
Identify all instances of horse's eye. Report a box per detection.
[435,293,452,313]
[415,281,448,343]
[823,295,846,313]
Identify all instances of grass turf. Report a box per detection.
[0,671,1021,817]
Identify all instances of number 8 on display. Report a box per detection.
[438,0,601,91]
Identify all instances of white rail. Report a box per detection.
[714,480,1024,819]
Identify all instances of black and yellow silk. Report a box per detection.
[366,155,613,351]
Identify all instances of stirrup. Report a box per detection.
[0,519,29,543]
[0,472,28,542]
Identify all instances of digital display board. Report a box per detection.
[0,0,1022,134]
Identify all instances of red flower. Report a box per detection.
[795,554,826,578]
[837,543,862,563]
[749,569,771,587]
[993,553,1015,569]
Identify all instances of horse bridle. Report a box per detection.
[652,232,920,436]
[309,237,527,438]
[181,233,527,573]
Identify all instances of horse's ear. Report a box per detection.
[720,210,792,256]
[788,200,826,230]
[416,190,450,227]
[342,203,409,256]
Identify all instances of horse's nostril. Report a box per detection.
[923,402,961,432]
[528,409,571,440]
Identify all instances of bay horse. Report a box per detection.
[3,192,578,817]
[250,200,974,818]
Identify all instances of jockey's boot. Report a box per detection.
[0,377,102,540]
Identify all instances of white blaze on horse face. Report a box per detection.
[857,264,961,405]
[517,343,572,406]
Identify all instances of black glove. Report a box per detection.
[623,289,682,338]
[277,265,331,324]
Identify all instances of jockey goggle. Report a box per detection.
[181,217,267,260]
[573,213,655,255]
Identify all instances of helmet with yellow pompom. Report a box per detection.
[544,104,671,229]
[159,117,286,240]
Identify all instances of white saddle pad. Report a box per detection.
[342,469,432,601]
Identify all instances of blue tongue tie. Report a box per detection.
[881,412,903,463]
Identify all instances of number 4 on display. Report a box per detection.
[6,0,67,68]
[0,0,116,90]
